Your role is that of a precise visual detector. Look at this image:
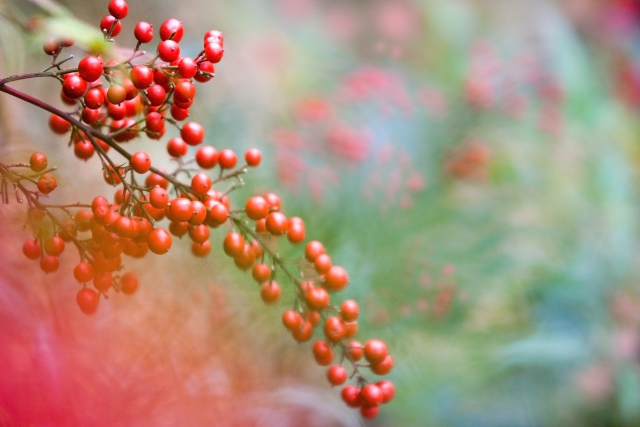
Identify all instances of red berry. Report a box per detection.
[130,151,151,174]
[287,218,305,244]
[191,240,211,257]
[324,266,349,292]
[346,341,364,361]
[370,354,394,375]
[312,340,334,365]
[78,55,104,83]
[93,270,113,292]
[364,340,388,364]
[305,287,330,311]
[49,114,71,134]
[153,68,171,90]
[282,309,303,331]
[44,236,65,256]
[255,218,267,233]
[245,196,269,220]
[167,197,193,222]
[188,224,210,244]
[260,281,281,304]
[167,137,188,158]
[107,102,126,120]
[115,216,138,239]
[74,139,95,160]
[130,65,154,89]
[29,153,48,172]
[84,87,105,109]
[149,187,169,209]
[62,75,87,99]
[263,192,281,211]
[108,0,128,19]
[291,320,314,342]
[39,255,59,273]
[125,98,141,117]
[233,243,256,270]
[324,316,346,343]
[326,365,347,386]
[158,40,180,62]
[223,232,245,257]
[340,300,359,322]
[312,254,331,274]
[195,146,218,169]
[194,61,215,82]
[121,78,138,100]
[178,57,197,78]
[206,202,229,226]
[191,172,212,195]
[120,272,139,294]
[181,121,204,146]
[81,107,100,124]
[204,42,224,63]
[252,263,271,283]
[146,84,166,106]
[145,111,165,133]
[174,80,196,103]
[341,385,361,408]
[376,380,395,404]
[218,148,237,169]
[360,384,383,407]
[146,172,169,189]
[203,30,224,47]
[147,228,172,254]
[189,201,207,226]
[159,18,184,42]
[76,288,99,314]
[266,211,288,235]
[134,21,154,43]
[360,406,380,419]
[244,148,262,167]
[169,221,189,238]
[73,262,95,283]
[100,15,122,37]
[37,173,57,194]
[60,91,77,105]
[22,239,41,260]
[170,104,190,121]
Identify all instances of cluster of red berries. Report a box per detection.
[230,205,396,417]
[45,1,224,158]
[0,0,394,418]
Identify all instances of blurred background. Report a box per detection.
[2,0,640,425]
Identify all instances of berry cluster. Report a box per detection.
[0,0,394,418]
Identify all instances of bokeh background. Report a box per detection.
[2,0,640,425]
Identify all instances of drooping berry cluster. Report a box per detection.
[0,0,394,418]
